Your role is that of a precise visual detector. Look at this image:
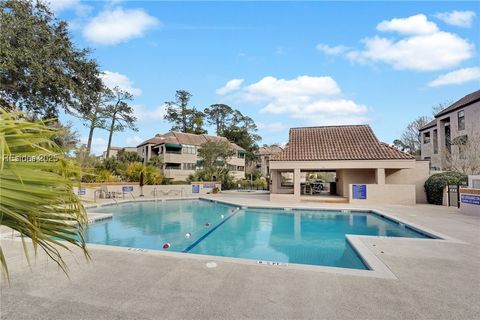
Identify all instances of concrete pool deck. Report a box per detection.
[1,194,480,319]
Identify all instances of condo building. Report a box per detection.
[137,132,246,181]
[419,90,480,171]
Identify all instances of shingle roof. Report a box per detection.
[137,135,164,147]
[419,118,437,131]
[271,125,414,161]
[256,145,283,155]
[143,131,245,151]
[435,90,480,118]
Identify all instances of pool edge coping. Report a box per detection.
[2,196,466,280]
[82,196,466,279]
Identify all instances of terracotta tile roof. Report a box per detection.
[272,125,414,161]
[435,90,480,118]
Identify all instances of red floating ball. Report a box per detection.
[163,243,171,249]
[205,223,210,227]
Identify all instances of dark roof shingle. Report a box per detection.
[435,90,480,118]
[139,131,245,151]
[419,118,437,131]
[272,125,413,161]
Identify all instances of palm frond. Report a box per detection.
[0,109,89,279]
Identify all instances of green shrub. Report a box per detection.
[424,171,467,205]
[188,168,235,190]
[253,177,268,189]
[125,163,164,185]
[236,179,250,189]
[170,180,189,185]
[94,169,119,183]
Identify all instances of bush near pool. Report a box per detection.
[424,172,467,205]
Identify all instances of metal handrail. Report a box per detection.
[152,188,160,202]
[94,189,107,202]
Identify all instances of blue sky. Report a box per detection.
[53,1,480,154]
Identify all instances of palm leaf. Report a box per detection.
[0,109,89,279]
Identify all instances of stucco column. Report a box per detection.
[294,168,301,198]
[376,168,386,185]
[270,170,278,194]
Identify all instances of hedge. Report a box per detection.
[424,171,467,205]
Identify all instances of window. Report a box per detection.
[280,172,294,187]
[182,145,196,154]
[182,163,196,170]
[227,164,236,171]
[433,129,438,154]
[423,131,430,144]
[165,163,181,170]
[458,110,465,131]
[237,166,245,172]
[473,179,480,189]
[238,152,245,159]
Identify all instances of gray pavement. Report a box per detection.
[1,195,480,319]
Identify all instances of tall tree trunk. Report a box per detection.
[86,120,95,154]
[182,105,187,133]
[106,116,116,158]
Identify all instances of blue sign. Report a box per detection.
[352,184,367,200]
[461,194,480,205]
[77,188,86,195]
[192,184,200,194]
[122,186,134,192]
[203,183,215,188]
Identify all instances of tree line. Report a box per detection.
[393,103,451,156]
[0,0,137,158]
[0,0,261,163]
[164,90,261,162]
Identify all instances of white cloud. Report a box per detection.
[216,79,244,95]
[48,0,79,12]
[126,136,144,146]
[218,75,368,126]
[133,104,167,121]
[428,67,480,87]
[434,11,476,27]
[316,44,349,55]
[100,71,142,96]
[257,122,286,133]
[326,14,475,72]
[242,76,341,104]
[377,14,439,35]
[347,31,474,71]
[48,0,91,16]
[83,7,159,45]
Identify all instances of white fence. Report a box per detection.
[349,184,416,205]
[73,182,221,202]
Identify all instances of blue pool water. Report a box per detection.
[87,200,431,269]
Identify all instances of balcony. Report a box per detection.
[165,150,182,154]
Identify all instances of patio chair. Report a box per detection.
[100,185,123,199]
[311,182,324,194]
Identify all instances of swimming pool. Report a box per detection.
[87,200,431,270]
